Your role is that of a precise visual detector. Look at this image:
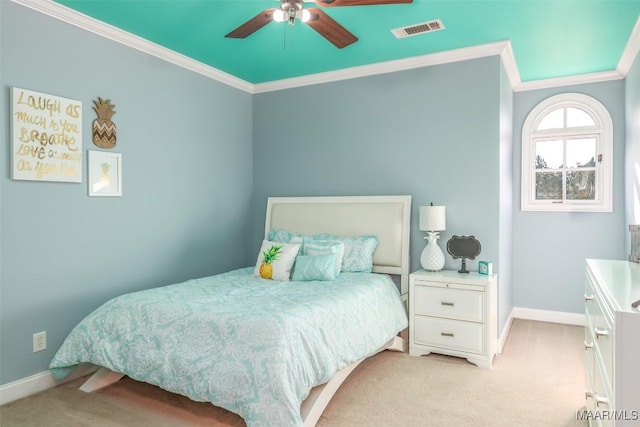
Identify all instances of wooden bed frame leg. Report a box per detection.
[387,335,408,353]
[301,360,362,427]
[79,367,125,393]
[300,336,406,426]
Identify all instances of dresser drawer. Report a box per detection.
[413,315,484,354]
[593,326,613,397]
[585,326,596,412]
[585,280,613,391]
[594,354,613,427]
[413,282,484,322]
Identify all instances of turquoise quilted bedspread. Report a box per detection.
[49,267,408,426]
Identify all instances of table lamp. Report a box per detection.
[419,203,446,271]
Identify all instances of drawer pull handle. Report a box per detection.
[595,394,609,407]
[584,294,594,302]
[594,328,609,338]
[441,302,455,307]
[441,332,454,337]
[584,341,594,350]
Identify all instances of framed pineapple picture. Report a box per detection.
[88,151,122,197]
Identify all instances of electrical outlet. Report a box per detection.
[33,331,46,352]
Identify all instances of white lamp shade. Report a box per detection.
[419,205,446,231]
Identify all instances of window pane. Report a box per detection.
[566,170,595,200]
[566,138,596,168]
[535,171,562,200]
[566,107,595,127]
[522,93,612,212]
[535,140,563,169]
[537,108,564,130]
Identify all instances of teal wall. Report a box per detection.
[626,50,640,247]
[0,2,253,384]
[252,56,504,319]
[512,81,626,313]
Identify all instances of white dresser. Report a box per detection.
[409,269,497,368]
[584,259,640,426]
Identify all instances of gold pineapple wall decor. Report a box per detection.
[92,97,116,149]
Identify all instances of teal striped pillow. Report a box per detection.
[313,234,379,273]
[291,254,339,281]
[302,238,344,276]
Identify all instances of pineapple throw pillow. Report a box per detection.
[253,240,301,281]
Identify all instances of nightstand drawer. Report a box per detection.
[413,316,484,354]
[413,283,483,322]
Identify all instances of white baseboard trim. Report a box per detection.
[497,307,585,354]
[512,307,586,326]
[498,309,514,354]
[0,364,97,406]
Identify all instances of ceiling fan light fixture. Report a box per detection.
[297,9,311,23]
[273,9,287,22]
[226,0,413,48]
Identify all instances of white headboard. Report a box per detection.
[264,195,412,294]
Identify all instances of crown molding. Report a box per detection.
[253,41,511,93]
[514,70,624,92]
[500,41,521,89]
[10,0,254,94]
[618,14,640,75]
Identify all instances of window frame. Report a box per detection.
[521,93,613,212]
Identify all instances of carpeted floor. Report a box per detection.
[0,319,587,426]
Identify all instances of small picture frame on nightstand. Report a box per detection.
[478,261,493,275]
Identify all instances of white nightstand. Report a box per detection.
[409,269,497,368]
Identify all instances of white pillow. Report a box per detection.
[253,240,301,281]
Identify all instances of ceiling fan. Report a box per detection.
[225,0,413,49]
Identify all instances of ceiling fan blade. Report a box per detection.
[225,9,276,38]
[305,8,358,48]
[315,0,412,6]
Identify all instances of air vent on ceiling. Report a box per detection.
[391,19,445,39]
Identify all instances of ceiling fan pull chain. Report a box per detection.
[282,20,295,50]
[290,24,294,49]
[283,20,291,50]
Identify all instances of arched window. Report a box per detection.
[521,93,612,212]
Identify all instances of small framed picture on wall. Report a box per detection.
[88,150,122,197]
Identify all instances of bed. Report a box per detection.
[49,195,412,426]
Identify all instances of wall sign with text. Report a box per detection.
[11,87,82,182]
